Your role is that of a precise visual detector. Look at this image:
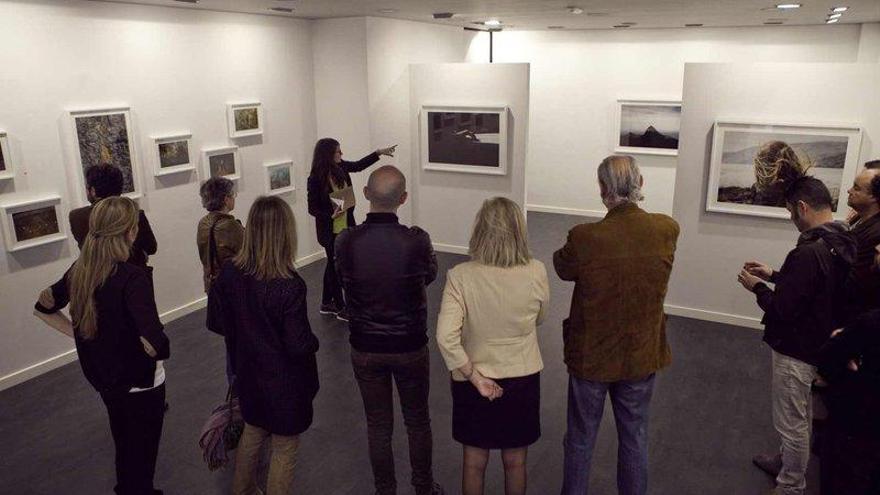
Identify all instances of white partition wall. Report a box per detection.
[409,63,530,253]
[667,63,880,328]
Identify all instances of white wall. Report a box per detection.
[482,25,865,217]
[0,0,319,387]
[667,63,880,328]
[858,23,880,62]
[410,63,530,251]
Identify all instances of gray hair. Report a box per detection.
[366,165,406,210]
[597,155,644,203]
[200,177,235,212]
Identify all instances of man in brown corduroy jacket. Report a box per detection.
[555,155,679,495]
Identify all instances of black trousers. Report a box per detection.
[322,236,344,306]
[101,384,166,495]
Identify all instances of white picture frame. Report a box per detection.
[0,131,14,180]
[614,99,682,156]
[0,195,67,252]
[706,120,863,220]
[264,161,295,195]
[227,102,263,138]
[151,133,195,176]
[202,146,241,181]
[68,106,143,205]
[420,105,509,176]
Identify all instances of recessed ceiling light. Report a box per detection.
[567,7,584,15]
[378,9,397,14]
[685,23,704,27]
[269,7,293,13]
[764,20,784,24]
[548,25,566,29]
[613,24,631,28]
[775,3,801,9]
[828,13,842,18]
[826,18,840,23]
[831,6,849,12]
[484,19,502,27]
[174,0,199,3]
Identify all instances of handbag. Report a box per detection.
[198,385,244,471]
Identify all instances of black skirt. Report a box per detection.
[451,372,541,449]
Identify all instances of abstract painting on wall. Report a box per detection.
[153,133,195,176]
[706,121,863,219]
[264,161,295,195]
[0,195,67,251]
[615,100,681,156]
[69,107,142,203]
[227,102,263,138]
[203,146,241,181]
[420,105,508,175]
[0,131,13,180]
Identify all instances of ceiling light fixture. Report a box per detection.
[764,20,784,24]
[269,7,293,13]
[548,25,566,29]
[173,0,199,3]
[567,7,584,15]
[685,23,704,27]
[828,13,842,18]
[775,3,802,9]
[378,9,397,14]
[613,24,631,28]
[826,18,839,23]
[831,6,849,12]
[484,19,502,27]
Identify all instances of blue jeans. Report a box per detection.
[561,373,656,495]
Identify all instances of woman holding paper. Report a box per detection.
[307,137,396,320]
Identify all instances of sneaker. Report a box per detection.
[336,308,350,322]
[752,452,783,478]
[319,302,341,315]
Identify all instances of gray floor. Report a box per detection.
[0,212,812,494]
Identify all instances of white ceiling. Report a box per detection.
[97,0,880,30]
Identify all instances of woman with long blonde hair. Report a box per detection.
[207,195,319,495]
[436,197,550,495]
[34,196,170,495]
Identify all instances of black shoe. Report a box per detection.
[752,452,783,478]
[336,308,350,322]
[319,302,341,315]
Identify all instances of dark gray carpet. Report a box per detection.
[0,212,812,494]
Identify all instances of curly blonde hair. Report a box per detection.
[753,141,812,192]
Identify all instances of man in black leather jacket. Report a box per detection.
[334,165,443,495]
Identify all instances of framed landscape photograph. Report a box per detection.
[615,99,681,156]
[203,146,241,181]
[706,120,863,219]
[152,133,195,176]
[0,131,13,180]
[227,102,263,138]
[0,195,67,252]
[264,161,295,195]
[68,107,142,204]
[420,105,508,175]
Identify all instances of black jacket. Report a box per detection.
[307,152,380,248]
[846,212,880,314]
[70,206,157,268]
[35,263,169,395]
[334,213,438,353]
[754,221,856,365]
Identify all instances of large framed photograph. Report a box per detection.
[227,102,263,139]
[68,107,142,204]
[152,133,195,176]
[420,105,508,175]
[0,195,67,252]
[202,146,241,181]
[264,161,295,195]
[0,131,13,180]
[615,99,681,156]
[706,120,863,219]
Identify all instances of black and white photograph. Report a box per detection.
[616,100,681,155]
[706,121,863,219]
[420,106,508,175]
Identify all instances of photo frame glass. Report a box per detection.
[615,100,681,156]
[227,103,263,138]
[69,108,141,202]
[153,134,194,176]
[1,196,67,251]
[203,147,240,181]
[265,161,295,195]
[420,106,509,175]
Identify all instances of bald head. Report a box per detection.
[365,165,407,212]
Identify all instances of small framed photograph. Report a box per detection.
[0,131,14,180]
[152,133,195,176]
[202,146,241,181]
[227,102,263,138]
[614,99,681,156]
[0,195,67,252]
[264,161,295,195]
[420,105,509,176]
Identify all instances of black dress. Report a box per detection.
[208,263,320,436]
[451,372,541,449]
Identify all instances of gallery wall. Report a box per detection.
[475,25,868,217]
[0,0,320,387]
[668,62,880,328]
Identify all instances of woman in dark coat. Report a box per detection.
[208,196,319,495]
[307,137,396,319]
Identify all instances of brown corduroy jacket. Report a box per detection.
[553,202,680,382]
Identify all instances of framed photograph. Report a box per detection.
[420,105,508,175]
[264,161,295,195]
[615,99,681,156]
[706,120,863,219]
[68,107,142,204]
[0,195,67,252]
[0,131,13,180]
[202,146,241,181]
[152,133,195,176]
[227,102,263,138]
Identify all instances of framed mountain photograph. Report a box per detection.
[615,99,681,156]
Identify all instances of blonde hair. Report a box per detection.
[233,196,297,280]
[468,197,531,268]
[68,197,139,339]
[754,141,811,192]
[597,155,644,203]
